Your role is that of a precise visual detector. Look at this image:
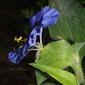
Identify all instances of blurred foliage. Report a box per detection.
[78,0,85,4]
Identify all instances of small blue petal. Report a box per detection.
[43,10,59,18]
[35,12,42,22]
[43,8,56,17]
[22,44,28,56]
[8,52,19,64]
[30,16,36,28]
[50,10,59,17]
[8,52,16,60]
[42,6,50,15]
[30,11,42,28]
[28,28,37,47]
[8,48,24,64]
[41,16,58,27]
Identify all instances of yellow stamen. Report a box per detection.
[14,36,27,43]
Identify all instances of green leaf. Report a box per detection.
[35,40,73,85]
[72,42,85,61]
[49,0,85,42]
[38,40,73,68]
[31,64,78,85]
[35,70,47,85]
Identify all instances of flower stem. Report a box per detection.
[40,27,43,45]
[72,62,84,84]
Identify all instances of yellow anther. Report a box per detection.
[14,36,23,43]
[14,36,27,43]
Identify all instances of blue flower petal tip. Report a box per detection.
[8,52,21,64]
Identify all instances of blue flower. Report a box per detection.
[30,6,59,28]
[8,6,60,64]
[8,26,42,64]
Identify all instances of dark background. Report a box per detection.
[0,0,48,85]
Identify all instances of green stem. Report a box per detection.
[72,62,84,84]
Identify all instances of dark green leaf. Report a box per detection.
[49,0,85,42]
[78,0,85,4]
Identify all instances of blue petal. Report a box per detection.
[42,6,50,15]
[22,44,29,56]
[30,6,60,28]
[8,52,22,64]
[29,37,36,47]
[43,8,56,17]
[30,6,50,28]
[50,10,59,17]
[43,10,59,18]
[30,16,36,28]
[28,28,37,47]
[8,52,16,60]
[41,16,58,27]
[28,26,42,47]
[30,11,42,28]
